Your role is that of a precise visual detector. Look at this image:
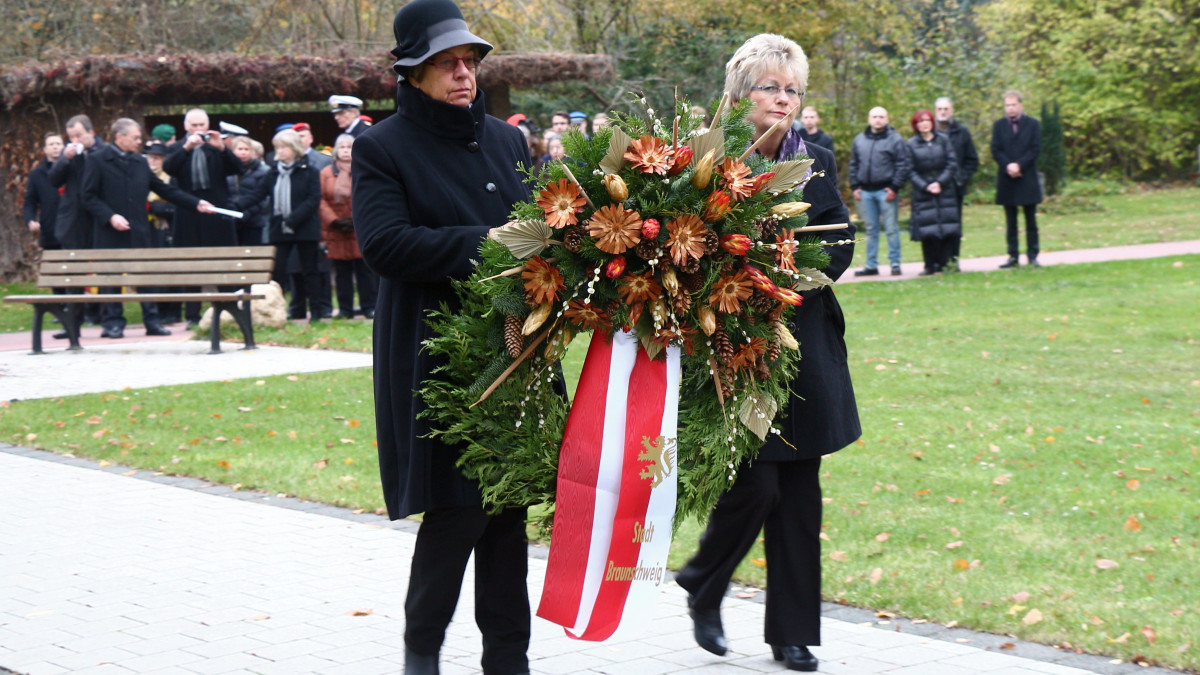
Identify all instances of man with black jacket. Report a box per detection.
[24,132,64,251]
[849,107,910,276]
[796,106,834,156]
[49,115,106,326]
[82,119,215,338]
[935,97,979,264]
[991,90,1043,268]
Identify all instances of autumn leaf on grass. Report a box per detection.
[237,407,253,413]
[86,415,102,424]
[314,459,328,469]
[830,551,849,562]
[869,568,883,585]
[287,375,299,381]
[945,541,964,550]
[1124,515,1142,532]
[875,532,891,542]
[952,558,970,572]
[347,419,361,428]
[217,460,231,469]
[750,558,766,568]
[1096,559,1120,570]
[1141,626,1157,644]
[1088,616,1105,626]
[1022,608,1043,625]
[1011,591,1031,603]
[993,474,1012,485]
[1126,479,1141,490]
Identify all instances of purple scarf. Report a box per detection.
[756,127,813,182]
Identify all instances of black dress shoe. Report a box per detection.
[687,596,727,656]
[363,310,375,319]
[891,264,903,276]
[99,326,124,339]
[145,325,171,336]
[403,647,439,674]
[53,331,70,340]
[999,257,1020,269]
[1029,258,1042,268]
[772,645,818,672]
[853,267,879,277]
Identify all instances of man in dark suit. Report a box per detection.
[49,114,106,326]
[82,118,214,338]
[330,95,370,138]
[24,132,64,251]
[935,96,979,265]
[164,108,241,326]
[991,90,1042,268]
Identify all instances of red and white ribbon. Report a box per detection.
[537,330,681,641]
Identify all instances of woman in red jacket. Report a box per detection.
[319,134,377,319]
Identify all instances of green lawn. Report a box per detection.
[847,185,1200,270]
[3,256,1198,668]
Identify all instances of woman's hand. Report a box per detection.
[927,182,942,195]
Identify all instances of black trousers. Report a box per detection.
[332,259,379,317]
[405,506,530,675]
[676,458,823,647]
[921,237,953,273]
[274,241,323,320]
[1004,204,1039,260]
[950,191,965,261]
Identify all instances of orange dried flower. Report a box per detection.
[776,229,799,273]
[749,171,775,197]
[668,145,694,176]
[774,287,803,306]
[664,215,708,267]
[564,299,611,332]
[617,271,663,306]
[536,178,586,229]
[718,158,755,201]
[709,269,753,314]
[623,135,675,175]
[587,204,643,255]
[743,264,778,294]
[702,191,732,222]
[731,337,768,371]
[521,256,565,305]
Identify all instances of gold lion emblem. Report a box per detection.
[637,435,677,488]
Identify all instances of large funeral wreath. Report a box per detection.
[419,95,847,526]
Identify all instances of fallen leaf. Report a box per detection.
[1126,479,1141,490]
[1007,604,1027,616]
[211,413,221,419]
[339,438,355,444]
[85,415,102,424]
[237,407,253,413]
[1088,616,1105,626]
[1141,626,1157,644]
[1108,632,1131,644]
[314,459,328,469]
[287,375,299,381]
[993,474,1012,485]
[91,428,108,439]
[344,458,355,465]
[347,419,361,428]
[952,558,970,571]
[875,532,891,542]
[287,430,298,440]
[750,558,766,568]
[819,532,831,541]
[876,611,895,618]
[945,541,964,549]
[1012,591,1031,603]
[1022,608,1043,625]
[830,551,848,562]
[914,488,932,496]
[347,609,373,616]
[1096,559,1120,570]
[999,643,1016,650]
[869,568,883,585]
[1124,515,1142,532]
[217,460,231,469]
[266,430,277,437]
[98,460,111,468]
[247,614,270,621]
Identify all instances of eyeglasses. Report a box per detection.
[751,85,804,100]
[427,54,483,73]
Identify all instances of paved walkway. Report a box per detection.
[4,446,1170,675]
[839,239,1200,282]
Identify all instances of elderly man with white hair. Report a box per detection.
[935,96,979,264]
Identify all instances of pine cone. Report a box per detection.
[679,270,705,293]
[634,239,660,261]
[748,290,775,316]
[606,299,622,318]
[713,328,734,365]
[719,365,736,399]
[758,219,777,241]
[767,338,782,362]
[563,224,585,253]
[679,255,701,274]
[701,230,720,255]
[504,314,524,359]
[672,289,691,315]
[755,356,772,382]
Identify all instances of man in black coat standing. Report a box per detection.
[24,132,64,251]
[795,105,835,156]
[82,119,213,338]
[991,90,1042,268]
[935,96,979,264]
[164,108,241,326]
[49,115,106,326]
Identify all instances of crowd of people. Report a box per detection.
[21,96,380,338]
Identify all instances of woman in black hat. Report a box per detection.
[351,1,534,673]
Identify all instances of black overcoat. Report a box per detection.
[163,140,241,247]
[233,159,322,243]
[23,159,62,249]
[48,139,106,249]
[991,114,1042,206]
[352,85,532,520]
[81,145,199,249]
[757,141,862,462]
[906,132,960,242]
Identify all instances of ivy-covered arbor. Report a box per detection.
[0,51,613,279]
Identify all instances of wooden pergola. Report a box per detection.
[0,51,614,279]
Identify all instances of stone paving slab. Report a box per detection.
[5,448,1167,675]
[0,341,371,402]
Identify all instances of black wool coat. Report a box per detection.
[48,139,106,250]
[81,145,199,249]
[757,141,862,462]
[352,85,532,520]
[991,114,1043,206]
[942,121,979,191]
[233,159,322,243]
[23,159,62,249]
[163,140,240,247]
[906,132,960,242]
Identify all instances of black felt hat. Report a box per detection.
[390,0,492,79]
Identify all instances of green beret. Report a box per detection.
[151,124,176,142]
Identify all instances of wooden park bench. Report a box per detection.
[3,246,275,355]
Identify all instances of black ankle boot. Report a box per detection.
[771,644,818,671]
[404,647,439,674]
[687,595,727,656]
